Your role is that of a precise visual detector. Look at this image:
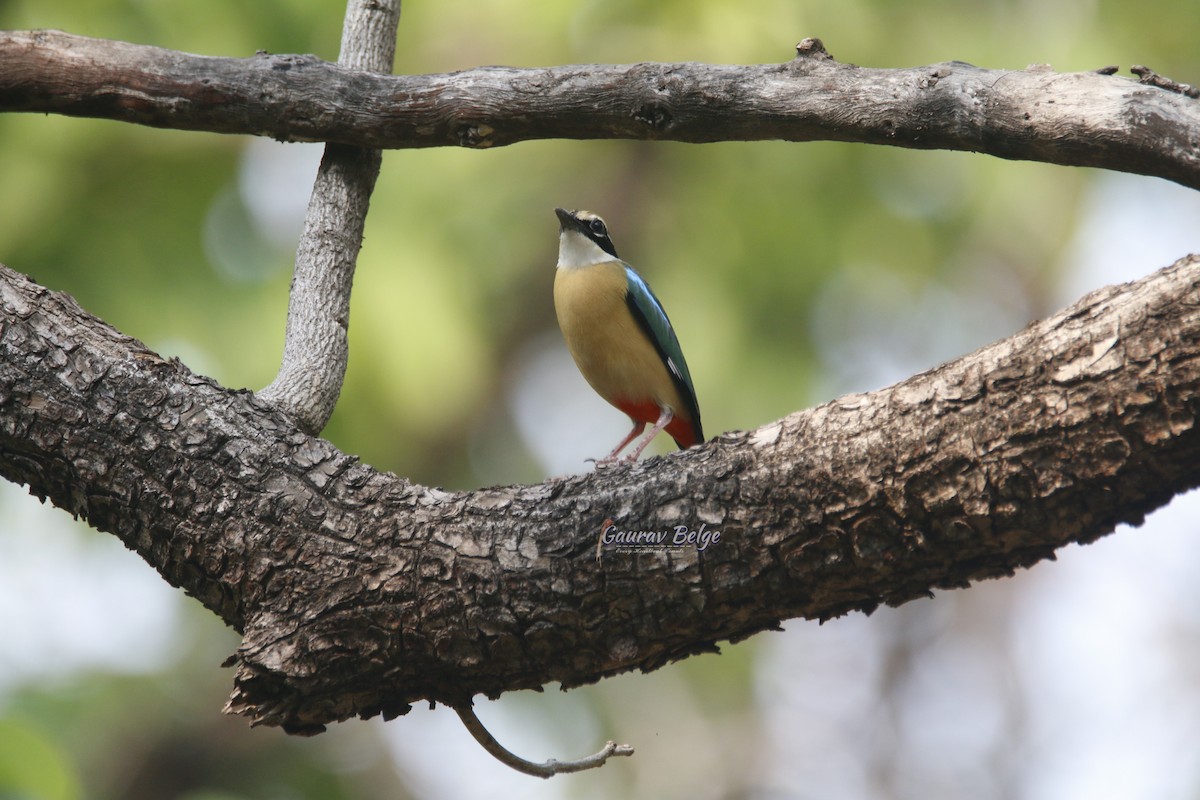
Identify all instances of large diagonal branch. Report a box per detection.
[1,31,1199,188]
[2,255,1198,733]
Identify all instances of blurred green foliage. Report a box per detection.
[1,0,1197,797]
[0,719,81,800]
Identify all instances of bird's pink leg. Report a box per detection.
[598,419,647,463]
[625,408,674,461]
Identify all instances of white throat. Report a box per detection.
[557,229,617,269]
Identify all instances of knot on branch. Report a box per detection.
[789,37,840,76]
[632,99,674,132]
[262,53,324,73]
[456,121,496,148]
[918,65,954,90]
[795,37,833,61]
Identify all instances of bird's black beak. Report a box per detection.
[555,207,582,232]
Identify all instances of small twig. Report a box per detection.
[1131,65,1200,99]
[453,703,634,778]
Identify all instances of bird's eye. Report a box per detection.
[589,219,608,237]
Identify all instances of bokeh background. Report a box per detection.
[3,1,1200,798]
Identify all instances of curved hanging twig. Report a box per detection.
[453,704,634,778]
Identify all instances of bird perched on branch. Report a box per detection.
[552,207,704,462]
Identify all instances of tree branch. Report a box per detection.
[454,705,633,778]
[254,1,400,434]
[1,31,1198,188]
[2,252,1198,734]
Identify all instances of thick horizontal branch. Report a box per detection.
[2,30,1199,188]
[2,256,1200,733]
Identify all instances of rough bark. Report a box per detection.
[2,255,1198,734]
[1,31,1199,189]
[255,0,400,434]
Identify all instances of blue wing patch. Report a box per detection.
[622,264,704,443]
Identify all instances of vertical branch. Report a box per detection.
[256,0,401,433]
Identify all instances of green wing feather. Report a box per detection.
[622,264,704,442]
